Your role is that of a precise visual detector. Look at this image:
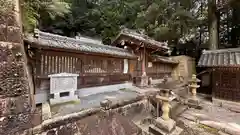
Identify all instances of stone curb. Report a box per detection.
[180,112,240,135]
[32,95,145,134]
[200,121,240,135]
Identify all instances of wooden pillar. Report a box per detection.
[208,0,219,50]
[142,46,146,75]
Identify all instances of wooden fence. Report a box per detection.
[33,50,130,92]
[147,63,173,79]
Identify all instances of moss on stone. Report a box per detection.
[198,124,219,134]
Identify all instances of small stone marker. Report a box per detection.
[100,99,112,110]
[48,73,79,105]
[141,72,149,87]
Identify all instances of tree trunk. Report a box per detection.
[208,0,219,50]
[0,0,35,134]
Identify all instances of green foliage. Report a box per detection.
[22,0,70,33]
[23,0,209,46]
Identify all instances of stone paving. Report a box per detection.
[51,90,139,117]
[178,98,240,135]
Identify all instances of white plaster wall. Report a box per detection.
[123,59,128,73]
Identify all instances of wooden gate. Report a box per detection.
[213,68,240,102]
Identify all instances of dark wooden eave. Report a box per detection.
[151,55,179,65]
[111,29,169,53]
[198,48,240,67]
[24,30,137,60]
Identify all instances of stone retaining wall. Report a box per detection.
[28,95,154,135]
[0,1,35,135]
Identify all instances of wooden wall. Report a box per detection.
[171,55,196,80]
[32,49,131,92]
[147,63,173,79]
[212,67,240,102]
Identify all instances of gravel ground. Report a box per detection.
[51,90,139,117]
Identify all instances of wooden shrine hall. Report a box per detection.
[24,29,178,104]
[197,0,240,103]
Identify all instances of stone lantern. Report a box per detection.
[188,74,201,105]
[149,93,183,135]
[156,95,172,120]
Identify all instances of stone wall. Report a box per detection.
[30,96,154,135]
[171,55,196,81]
[0,0,35,135]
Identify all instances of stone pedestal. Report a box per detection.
[155,118,176,133]
[141,75,149,87]
[149,118,183,135]
[133,75,149,87]
[188,84,200,107]
[48,73,79,105]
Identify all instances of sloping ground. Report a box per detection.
[178,100,240,135]
[77,113,141,135]
[39,111,146,135]
[33,97,154,135]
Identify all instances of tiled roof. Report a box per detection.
[24,30,137,59]
[112,28,169,51]
[198,48,240,67]
[151,55,179,64]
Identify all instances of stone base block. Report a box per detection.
[42,102,51,121]
[149,124,183,135]
[187,98,201,108]
[154,118,176,133]
[50,91,79,105]
[133,76,149,87]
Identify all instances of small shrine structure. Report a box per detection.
[198,48,240,102]
[112,28,179,87]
